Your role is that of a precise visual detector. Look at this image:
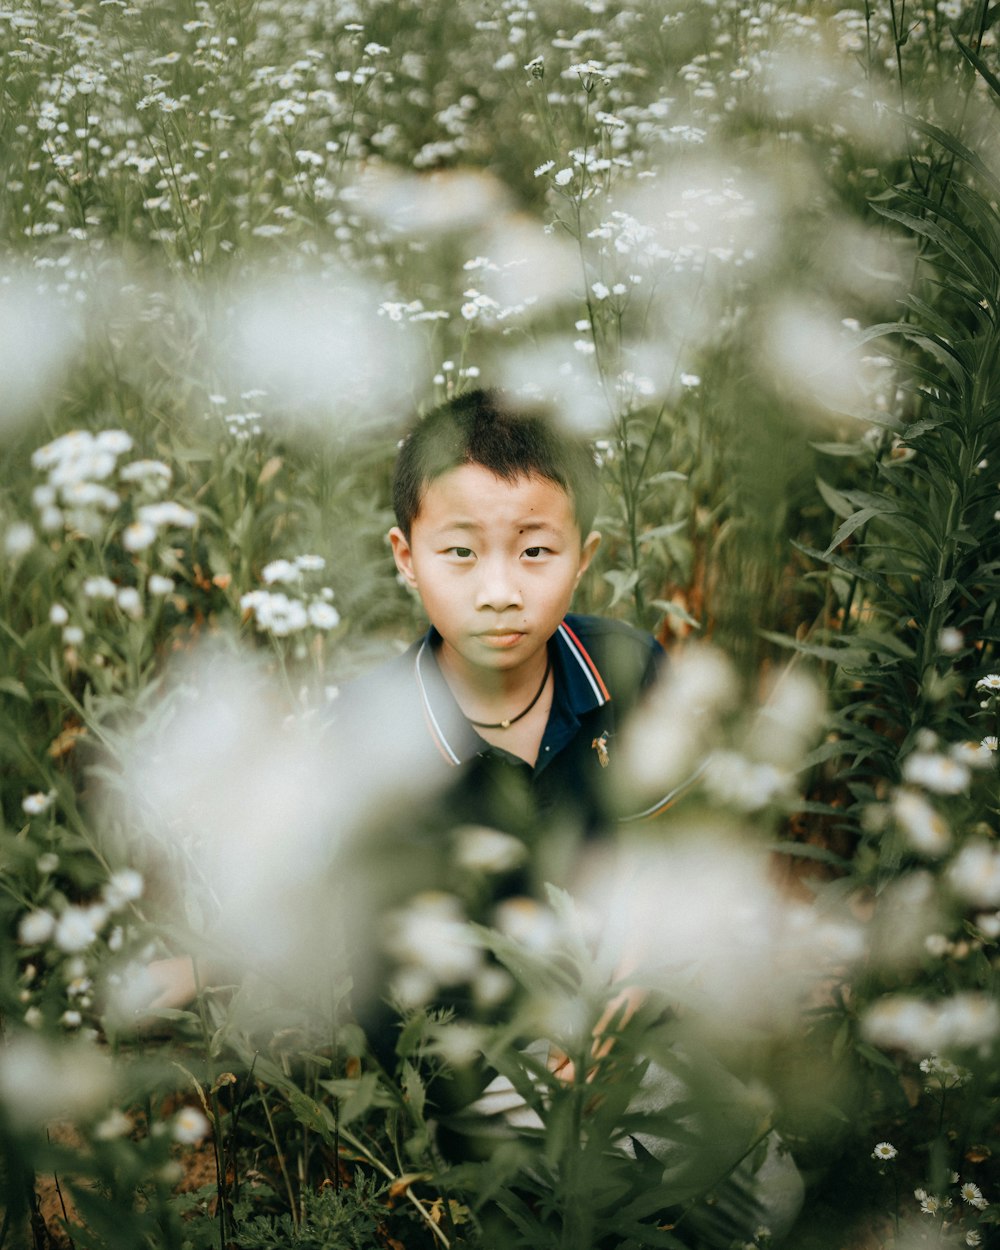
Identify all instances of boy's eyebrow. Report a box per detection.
[437,518,559,533]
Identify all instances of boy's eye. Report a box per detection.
[522,546,548,559]
[449,547,474,559]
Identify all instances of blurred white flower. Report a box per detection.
[18,910,56,945]
[586,831,862,1032]
[454,825,527,874]
[148,574,175,595]
[307,601,340,630]
[618,645,737,802]
[4,523,35,558]
[22,791,54,816]
[901,750,971,795]
[0,280,79,433]
[221,271,419,433]
[752,669,825,768]
[83,576,117,600]
[863,992,1000,1055]
[172,1106,211,1144]
[55,904,107,953]
[938,627,964,655]
[892,791,951,858]
[0,1035,114,1129]
[122,521,157,552]
[703,750,791,811]
[49,603,69,626]
[119,459,172,485]
[103,869,143,910]
[116,586,143,619]
[137,502,197,529]
[261,558,301,585]
[948,841,1000,908]
[93,1108,132,1140]
[354,167,506,236]
[384,892,482,989]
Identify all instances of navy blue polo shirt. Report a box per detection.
[342,614,667,867]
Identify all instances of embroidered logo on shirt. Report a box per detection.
[592,731,610,768]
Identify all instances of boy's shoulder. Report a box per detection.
[559,612,663,702]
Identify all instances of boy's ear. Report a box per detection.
[576,530,601,584]
[389,526,419,590]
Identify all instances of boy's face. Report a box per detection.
[389,463,600,687]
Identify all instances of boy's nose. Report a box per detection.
[475,560,523,611]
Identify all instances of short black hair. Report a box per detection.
[392,389,599,540]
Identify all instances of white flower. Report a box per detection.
[872,1141,897,1160]
[116,586,143,619]
[22,791,54,816]
[0,1035,114,1129]
[900,750,971,795]
[18,910,56,945]
[975,674,1000,692]
[307,601,340,630]
[534,160,555,176]
[37,852,59,875]
[261,558,301,585]
[248,592,308,636]
[49,603,69,625]
[60,1009,82,1029]
[172,1106,211,1144]
[83,576,117,600]
[553,167,574,186]
[103,869,144,910]
[591,281,610,300]
[960,1181,988,1209]
[137,502,197,529]
[119,459,172,484]
[63,625,84,645]
[122,521,157,552]
[938,627,964,654]
[966,1231,982,1247]
[148,574,175,595]
[93,1109,132,1140]
[295,554,326,572]
[863,992,1000,1054]
[54,904,107,953]
[4,523,35,558]
[454,825,527,874]
[892,791,951,857]
[948,841,1000,907]
[384,892,482,987]
[703,750,790,811]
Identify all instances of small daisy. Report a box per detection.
[872,1141,897,1161]
[960,1180,988,1210]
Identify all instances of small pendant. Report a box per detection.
[500,718,511,730]
[592,732,610,768]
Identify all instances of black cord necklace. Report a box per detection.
[465,656,552,730]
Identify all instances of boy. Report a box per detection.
[353,387,668,860]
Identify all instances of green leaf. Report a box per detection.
[953,29,1000,100]
[816,477,855,520]
[824,507,880,556]
[768,841,850,869]
[792,541,898,598]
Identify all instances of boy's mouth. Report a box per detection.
[477,629,526,647]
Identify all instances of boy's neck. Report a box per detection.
[434,637,552,717]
